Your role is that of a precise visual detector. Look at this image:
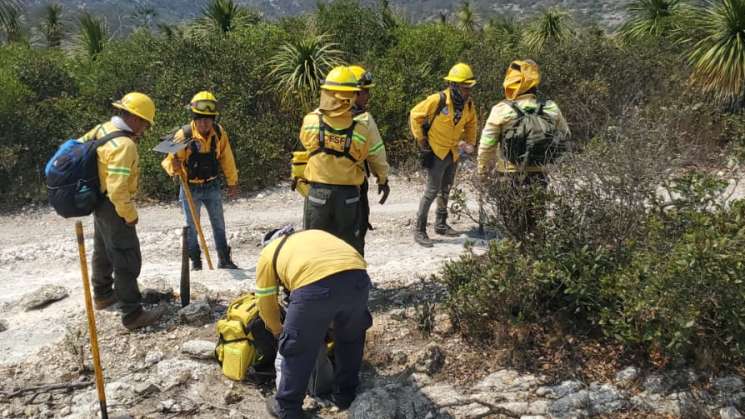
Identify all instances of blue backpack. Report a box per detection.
[45,130,128,218]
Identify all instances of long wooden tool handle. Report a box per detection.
[75,221,108,419]
[180,226,190,307]
[178,174,214,270]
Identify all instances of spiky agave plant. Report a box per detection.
[619,0,688,41]
[77,12,108,58]
[523,8,573,52]
[0,0,24,44]
[266,34,345,113]
[201,0,259,34]
[687,0,745,106]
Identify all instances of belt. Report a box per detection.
[188,177,218,185]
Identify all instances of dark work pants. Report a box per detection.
[303,183,363,255]
[416,152,457,229]
[275,270,372,419]
[91,198,142,317]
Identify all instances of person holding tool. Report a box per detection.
[161,91,240,270]
[79,92,165,331]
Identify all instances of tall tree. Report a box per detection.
[77,12,108,58]
[40,3,64,48]
[523,8,574,52]
[687,0,745,106]
[267,34,345,113]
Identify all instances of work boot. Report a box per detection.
[413,218,433,248]
[189,251,202,271]
[265,397,281,418]
[218,246,239,270]
[122,305,166,331]
[94,295,117,310]
[435,211,459,236]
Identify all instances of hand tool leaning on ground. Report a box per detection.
[75,221,108,419]
[181,226,190,307]
[153,137,214,270]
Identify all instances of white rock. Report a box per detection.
[615,366,639,385]
[181,340,215,360]
[715,376,745,394]
[145,350,163,365]
[721,406,744,419]
[19,285,68,311]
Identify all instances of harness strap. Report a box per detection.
[309,114,358,162]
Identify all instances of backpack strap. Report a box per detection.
[309,115,358,162]
[536,99,546,115]
[422,91,447,137]
[271,232,294,285]
[94,130,130,149]
[507,101,525,118]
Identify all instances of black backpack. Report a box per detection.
[501,100,563,167]
[45,130,129,218]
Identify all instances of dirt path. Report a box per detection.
[0,175,479,371]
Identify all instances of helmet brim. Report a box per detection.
[112,101,155,125]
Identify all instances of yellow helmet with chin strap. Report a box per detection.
[503,59,541,100]
[190,91,219,116]
[321,66,361,92]
[112,92,156,125]
[444,63,477,87]
[349,65,375,89]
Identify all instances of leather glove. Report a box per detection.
[378,181,390,205]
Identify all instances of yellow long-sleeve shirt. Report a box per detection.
[300,110,371,186]
[79,120,139,223]
[161,121,238,185]
[409,89,478,162]
[255,229,367,336]
[354,112,389,185]
[478,94,570,174]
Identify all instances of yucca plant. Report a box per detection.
[0,0,24,44]
[523,8,574,52]
[201,0,259,34]
[267,34,345,113]
[40,3,64,48]
[456,0,479,33]
[687,0,745,106]
[619,0,689,41]
[77,12,108,58]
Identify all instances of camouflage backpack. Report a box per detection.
[501,100,564,167]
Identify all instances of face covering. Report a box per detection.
[449,83,466,125]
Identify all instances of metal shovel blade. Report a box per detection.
[152,138,189,154]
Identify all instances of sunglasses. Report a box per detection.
[191,100,217,113]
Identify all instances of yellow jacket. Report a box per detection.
[80,121,139,223]
[354,112,389,185]
[255,229,367,336]
[299,110,371,186]
[409,89,478,162]
[160,122,239,185]
[478,94,570,174]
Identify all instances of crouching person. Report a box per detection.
[256,227,372,419]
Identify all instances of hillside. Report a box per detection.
[24,0,630,29]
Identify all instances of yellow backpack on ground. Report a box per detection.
[290,151,310,197]
[215,293,261,381]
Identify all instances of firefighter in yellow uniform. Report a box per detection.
[299,66,371,255]
[80,92,165,330]
[161,91,240,270]
[349,65,390,253]
[409,63,479,247]
[256,227,372,419]
[478,59,570,231]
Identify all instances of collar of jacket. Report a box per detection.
[110,116,133,133]
[189,121,220,142]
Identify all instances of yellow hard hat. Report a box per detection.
[190,91,219,116]
[503,59,541,100]
[349,65,375,89]
[444,63,477,87]
[112,92,155,125]
[321,66,361,92]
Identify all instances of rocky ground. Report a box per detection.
[1,174,744,419]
